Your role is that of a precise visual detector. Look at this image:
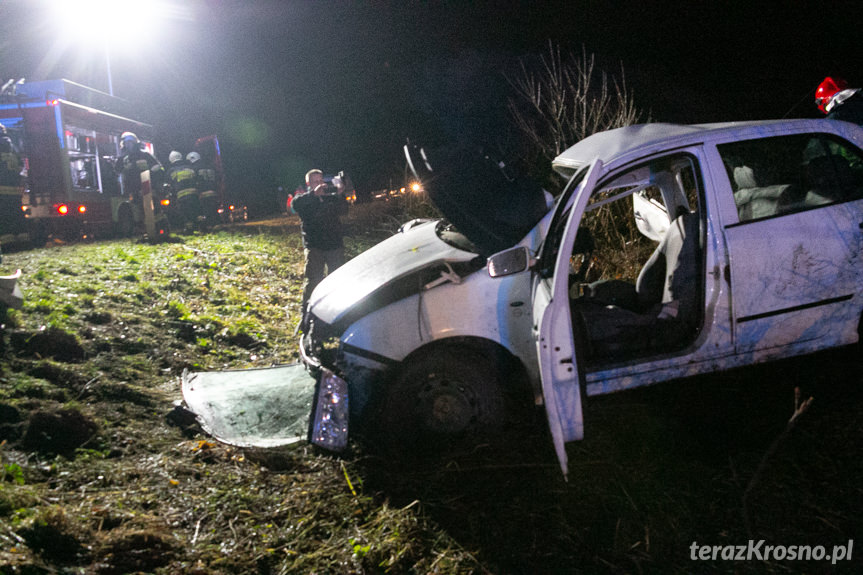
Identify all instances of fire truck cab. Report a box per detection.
[0,79,166,244]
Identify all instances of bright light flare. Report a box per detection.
[54,1,147,45]
[410,182,422,193]
[51,0,192,45]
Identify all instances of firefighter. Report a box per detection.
[816,77,863,125]
[115,132,164,200]
[193,151,220,228]
[167,151,200,231]
[163,150,185,227]
[0,123,21,187]
[0,123,25,237]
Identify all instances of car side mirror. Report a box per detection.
[488,246,533,278]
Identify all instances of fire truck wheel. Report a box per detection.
[28,222,49,248]
[117,205,135,238]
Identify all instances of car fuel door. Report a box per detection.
[534,159,603,478]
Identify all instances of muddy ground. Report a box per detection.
[1,211,862,574]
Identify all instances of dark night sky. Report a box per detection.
[2,0,862,209]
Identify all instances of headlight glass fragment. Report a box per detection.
[309,368,349,451]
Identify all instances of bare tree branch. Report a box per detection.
[507,41,646,180]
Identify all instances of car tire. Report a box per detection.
[380,348,505,451]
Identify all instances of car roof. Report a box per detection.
[551,119,846,176]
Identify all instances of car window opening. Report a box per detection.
[569,154,705,366]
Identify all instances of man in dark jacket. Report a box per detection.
[291,169,349,328]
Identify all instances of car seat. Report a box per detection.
[635,207,699,317]
[579,207,700,361]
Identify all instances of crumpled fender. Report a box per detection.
[307,220,482,332]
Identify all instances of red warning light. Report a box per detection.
[57,204,69,215]
[78,204,87,214]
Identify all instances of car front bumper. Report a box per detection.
[300,316,396,450]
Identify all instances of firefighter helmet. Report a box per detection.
[815,77,849,114]
[120,131,139,151]
[186,151,201,164]
[169,150,183,164]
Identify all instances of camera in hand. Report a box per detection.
[322,171,348,196]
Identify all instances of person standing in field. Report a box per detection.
[291,169,349,332]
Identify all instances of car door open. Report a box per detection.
[534,159,603,478]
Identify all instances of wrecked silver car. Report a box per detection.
[302,119,863,476]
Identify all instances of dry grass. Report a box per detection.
[1,213,862,574]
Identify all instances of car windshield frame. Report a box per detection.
[538,164,591,278]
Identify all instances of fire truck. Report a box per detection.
[191,134,237,224]
[0,79,168,244]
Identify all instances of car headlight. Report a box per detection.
[308,368,349,451]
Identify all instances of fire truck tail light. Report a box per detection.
[78,205,86,214]
[57,204,69,215]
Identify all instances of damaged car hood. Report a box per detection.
[406,143,549,256]
[308,220,482,328]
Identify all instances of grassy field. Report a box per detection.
[1,212,862,574]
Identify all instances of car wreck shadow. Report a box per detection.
[356,347,863,573]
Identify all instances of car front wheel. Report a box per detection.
[381,348,505,449]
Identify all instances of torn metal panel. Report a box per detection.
[0,269,23,309]
[181,364,315,448]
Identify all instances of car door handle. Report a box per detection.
[709,265,731,283]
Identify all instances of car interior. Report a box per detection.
[568,154,705,365]
[720,133,863,222]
